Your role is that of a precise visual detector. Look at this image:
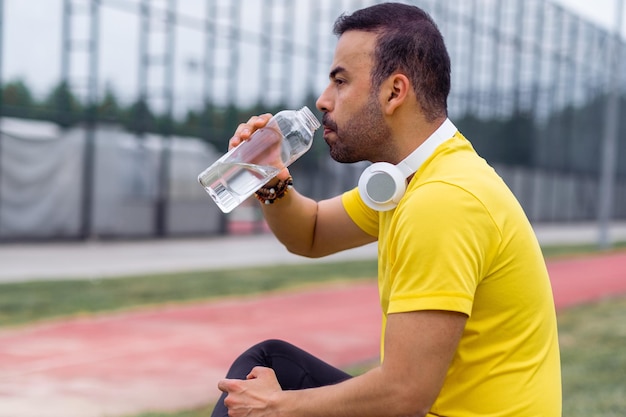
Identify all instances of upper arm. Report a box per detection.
[308,195,376,257]
[382,310,467,414]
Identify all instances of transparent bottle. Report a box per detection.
[198,106,321,213]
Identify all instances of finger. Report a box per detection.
[237,114,272,138]
[217,378,236,393]
[228,134,245,150]
[231,123,252,142]
[246,366,275,380]
[239,114,272,140]
[229,114,273,150]
[246,367,260,380]
[249,113,272,128]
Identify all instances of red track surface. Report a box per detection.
[547,251,626,310]
[1,251,626,417]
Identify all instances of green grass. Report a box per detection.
[559,296,626,416]
[540,240,626,259]
[0,260,377,327]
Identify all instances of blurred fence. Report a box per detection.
[0,117,223,240]
[0,0,625,241]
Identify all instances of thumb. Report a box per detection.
[276,168,291,181]
[217,378,236,393]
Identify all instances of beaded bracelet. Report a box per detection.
[254,176,294,205]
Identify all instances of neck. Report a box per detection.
[390,111,447,163]
[395,118,457,177]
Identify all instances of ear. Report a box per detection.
[381,73,410,115]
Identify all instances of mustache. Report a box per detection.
[322,114,337,131]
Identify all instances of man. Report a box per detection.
[214,3,562,417]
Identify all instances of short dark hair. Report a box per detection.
[333,2,450,122]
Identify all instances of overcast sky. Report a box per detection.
[555,0,624,29]
[2,0,624,113]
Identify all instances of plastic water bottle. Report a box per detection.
[198,106,321,213]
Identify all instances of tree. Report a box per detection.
[124,98,156,134]
[456,112,534,167]
[97,84,123,123]
[2,79,35,118]
[43,81,83,127]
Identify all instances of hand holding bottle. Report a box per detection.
[198,106,320,213]
[228,114,291,182]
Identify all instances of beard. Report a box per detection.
[324,93,392,164]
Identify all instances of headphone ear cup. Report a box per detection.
[358,162,407,211]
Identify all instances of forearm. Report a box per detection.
[258,181,374,257]
[258,187,321,257]
[272,311,465,417]
[217,312,462,417]
[277,366,427,417]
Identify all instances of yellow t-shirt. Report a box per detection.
[342,133,561,416]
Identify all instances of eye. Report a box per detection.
[334,78,345,86]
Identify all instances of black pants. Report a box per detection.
[211,339,353,417]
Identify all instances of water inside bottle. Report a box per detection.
[198,161,280,213]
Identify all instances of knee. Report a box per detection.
[254,339,293,352]
[226,339,291,372]
[249,339,298,359]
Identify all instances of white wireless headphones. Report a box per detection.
[358,118,458,211]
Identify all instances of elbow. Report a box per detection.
[273,235,318,258]
[281,236,330,258]
[284,244,326,259]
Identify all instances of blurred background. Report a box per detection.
[1,2,625,416]
[0,0,624,243]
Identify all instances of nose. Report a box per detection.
[316,85,332,113]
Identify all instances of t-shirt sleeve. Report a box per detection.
[341,187,379,238]
[386,181,501,317]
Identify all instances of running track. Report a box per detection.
[0,251,625,417]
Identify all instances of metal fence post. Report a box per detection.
[598,0,624,249]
